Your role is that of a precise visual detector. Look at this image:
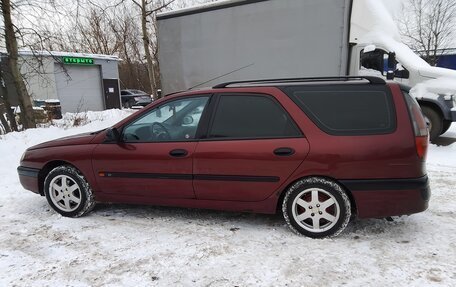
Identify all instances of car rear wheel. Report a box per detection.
[282,177,351,238]
[44,165,95,217]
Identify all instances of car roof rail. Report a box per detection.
[212,76,386,88]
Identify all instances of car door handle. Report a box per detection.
[273,147,295,156]
[169,149,188,157]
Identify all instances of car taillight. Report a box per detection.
[415,136,428,159]
[403,91,429,159]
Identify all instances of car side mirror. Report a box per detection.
[388,52,396,70]
[395,69,410,79]
[106,127,121,142]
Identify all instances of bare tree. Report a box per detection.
[0,68,18,132]
[129,0,176,99]
[1,0,36,129]
[400,0,456,66]
[0,0,213,132]
[76,8,122,55]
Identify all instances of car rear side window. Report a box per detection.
[208,94,302,139]
[281,85,396,135]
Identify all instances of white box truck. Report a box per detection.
[157,0,456,140]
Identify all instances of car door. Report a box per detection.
[92,95,210,198]
[193,92,310,202]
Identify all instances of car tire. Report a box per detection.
[282,177,351,238]
[421,106,442,142]
[441,120,452,135]
[44,165,95,217]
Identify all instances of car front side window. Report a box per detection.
[122,96,209,142]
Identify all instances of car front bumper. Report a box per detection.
[17,166,41,194]
[341,176,430,218]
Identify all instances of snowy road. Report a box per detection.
[1,111,455,286]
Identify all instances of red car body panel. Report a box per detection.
[193,137,309,201]
[92,142,197,199]
[18,82,430,218]
[29,132,97,150]
[351,188,428,218]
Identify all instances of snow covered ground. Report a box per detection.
[0,110,455,286]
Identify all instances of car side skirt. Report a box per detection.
[94,193,278,214]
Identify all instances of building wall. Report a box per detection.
[95,58,119,79]
[12,53,120,112]
[20,56,58,101]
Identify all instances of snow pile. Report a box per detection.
[351,0,430,70]
[359,66,384,77]
[0,109,133,162]
[0,110,455,286]
[427,125,456,167]
[411,77,456,100]
[351,0,403,42]
[52,109,135,129]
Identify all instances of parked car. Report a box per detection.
[120,89,152,108]
[18,76,430,238]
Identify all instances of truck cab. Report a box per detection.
[349,0,456,140]
[348,44,456,140]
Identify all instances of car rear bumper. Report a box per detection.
[341,176,430,218]
[17,166,41,194]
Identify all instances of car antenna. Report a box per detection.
[187,63,255,90]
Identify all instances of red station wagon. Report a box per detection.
[18,77,430,238]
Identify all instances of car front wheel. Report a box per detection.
[44,165,95,217]
[282,177,351,238]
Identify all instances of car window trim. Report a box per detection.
[202,92,304,141]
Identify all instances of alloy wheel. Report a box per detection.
[291,188,340,233]
[49,175,82,212]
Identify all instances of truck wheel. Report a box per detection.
[441,120,452,135]
[421,106,442,142]
[282,177,351,238]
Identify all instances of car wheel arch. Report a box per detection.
[38,160,80,195]
[276,175,358,217]
[417,100,444,120]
